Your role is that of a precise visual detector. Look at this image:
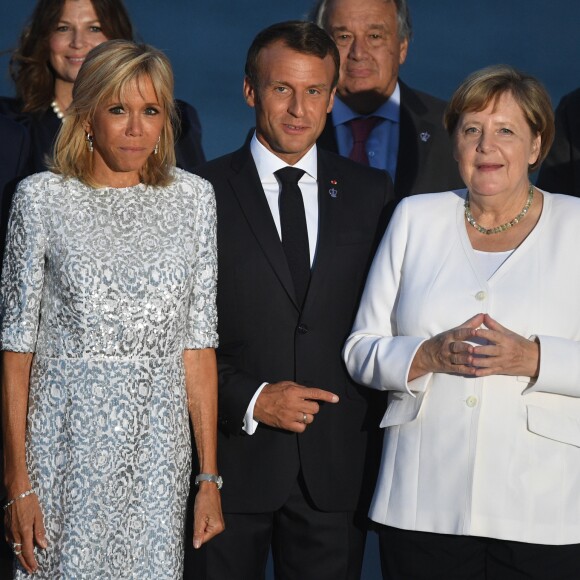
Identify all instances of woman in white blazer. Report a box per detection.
[344,65,580,579]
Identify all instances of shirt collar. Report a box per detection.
[250,133,318,183]
[331,82,401,126]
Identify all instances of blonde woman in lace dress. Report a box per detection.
[0,40,224,578]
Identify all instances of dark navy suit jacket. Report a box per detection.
[317,80,464,199]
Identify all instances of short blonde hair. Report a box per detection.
[444,64,554,172]
[52,39,177,187]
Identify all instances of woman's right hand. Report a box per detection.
[4,491,47,574]
[409,314,485,381]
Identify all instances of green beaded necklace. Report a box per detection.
[464,183,534,235]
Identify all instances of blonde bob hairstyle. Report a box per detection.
[444,64,554,172]
[52,39,177,187]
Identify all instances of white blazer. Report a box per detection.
[344,189,580,545]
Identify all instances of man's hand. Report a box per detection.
[253,381,339,432]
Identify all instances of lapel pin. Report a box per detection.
[419,131,431,143]
[329,180,338,198]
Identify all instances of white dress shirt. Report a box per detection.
[243,134,320,434]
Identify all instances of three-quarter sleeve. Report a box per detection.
[343,199,428,394]
[184,177,218,349]
[0,177,48,351]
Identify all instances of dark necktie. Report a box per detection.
[275,167,310,307]
[348,116,381,165]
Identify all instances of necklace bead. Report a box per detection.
[464,184,534,235]
[51,100,65,121]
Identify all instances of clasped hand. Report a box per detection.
[411,313,539,379]
[254,381,339,433]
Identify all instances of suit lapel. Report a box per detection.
[302,150,339,310]
[395,81,438,198]
[228,146,299,310]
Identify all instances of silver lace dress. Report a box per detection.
[0,169,218,579]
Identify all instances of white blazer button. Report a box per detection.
[466,396,478,408]
[475,291,486,301]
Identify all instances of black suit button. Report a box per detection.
[297,323,309,334]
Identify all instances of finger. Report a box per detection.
[449,340,473,354]
[471,344,500,359]
[473,327,503,344]
[296,412,312,425]
[449,352,476,368]
[448,363,478,376]
[302,388,339,403]
[302,400,320,415]
[193,509,226,548]
[192,510,210,549]
[459,313,485,329]
[473,365,501,377]
[192,528,204,549]
[34,515,47,550]
[482,314,504,331]
[19,536,38,574]
[198,515,225,544]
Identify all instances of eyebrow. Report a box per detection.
[56,18,102,24]
[331,23,388,32]
[269,80,329,89]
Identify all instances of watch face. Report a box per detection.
[216,476,223,490]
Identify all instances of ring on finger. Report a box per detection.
[302,413,307,424]
[14,550,22,556]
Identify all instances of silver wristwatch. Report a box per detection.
[195,473,223,490]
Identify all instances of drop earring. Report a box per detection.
[154,137,160,155]
[86,133,94,153]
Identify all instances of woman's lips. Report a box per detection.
[477,163,503,171]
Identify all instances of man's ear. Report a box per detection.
[327,87,337,114]
[243,76,257,108]
[399,36,409,66]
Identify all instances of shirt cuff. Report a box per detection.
[242,382,268,435]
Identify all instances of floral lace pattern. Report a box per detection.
[0,169,218,579]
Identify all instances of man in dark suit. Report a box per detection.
[536,88,580,196]
[312,0,463,197]
[0,114,30,578]
[185,21,393,580]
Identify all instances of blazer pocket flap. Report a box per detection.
[380,391,426,428]
[527,405,580,448]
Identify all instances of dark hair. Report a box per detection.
[10,0,133,113]
[444,64,554,172]
[311,0,413,42]
[245,20,340,89]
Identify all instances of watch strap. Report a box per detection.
[195,473,223,490]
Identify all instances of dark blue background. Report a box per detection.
[1,2,579,577]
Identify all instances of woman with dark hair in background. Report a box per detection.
[0,0,205,173]
[1,40,223,578]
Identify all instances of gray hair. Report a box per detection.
[310,0,413,41]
